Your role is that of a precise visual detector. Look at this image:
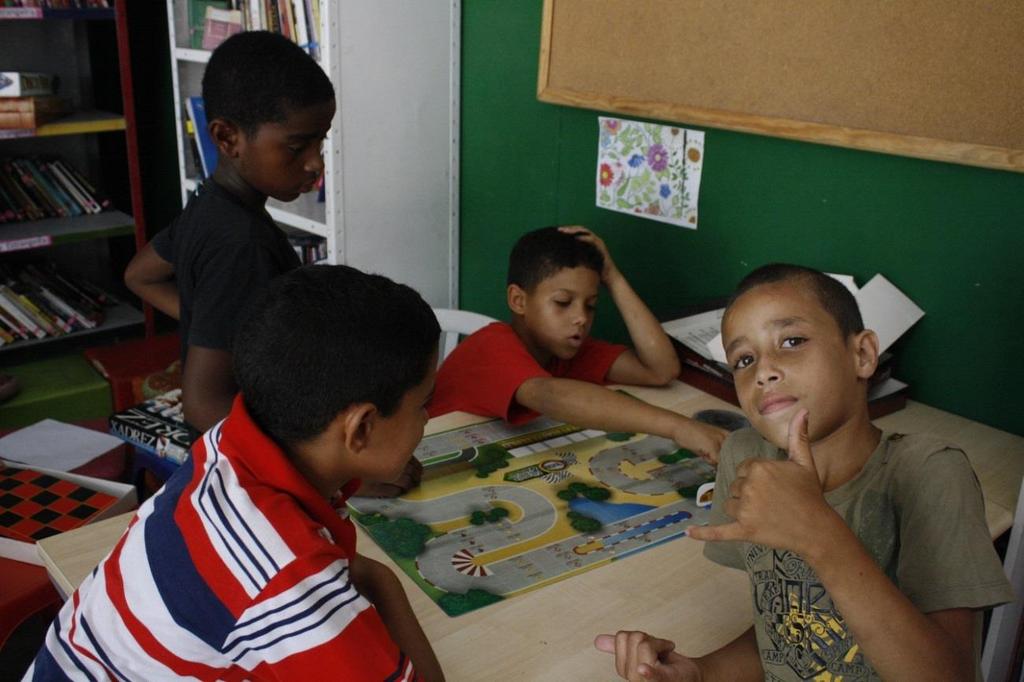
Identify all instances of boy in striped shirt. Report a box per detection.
[26,265,445,681]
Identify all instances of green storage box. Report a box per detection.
[0,353,112,429]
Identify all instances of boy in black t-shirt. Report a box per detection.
[126,32,418,496]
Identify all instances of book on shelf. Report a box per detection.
[55,157,111,211]
[185,96,218,178]
[0,161,42,221]
[11,158,68,217]
[291,0,309,54]
[0,72,55,99]
[288,233,327,265]
[183,118,204,179]
[194,0,320,59]
[0,260,109,346]
[201,6,243,51]
[276,0,294,41]
[0,157,107,221]
[187,0,230,49]
[0,96,69,129]
[264,0,281,38]
[0,2,110,9]
[108,389,192,465]
[245,1,261,32]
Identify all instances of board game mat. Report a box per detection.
[349,416,717,616]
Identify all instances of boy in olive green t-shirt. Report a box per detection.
[595,264,1012,681]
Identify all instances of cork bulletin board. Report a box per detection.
[537,0,1024,173]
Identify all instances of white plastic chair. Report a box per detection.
[433,308,497,364]
[982,477,1024,682]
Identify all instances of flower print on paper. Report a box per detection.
[647,144,668,172]
[595,116,705,229]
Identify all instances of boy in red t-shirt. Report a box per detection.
[429,226,725,462]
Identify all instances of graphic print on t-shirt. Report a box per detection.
[747,543,875,681]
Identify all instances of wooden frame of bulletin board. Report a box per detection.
[537,0,1024,173]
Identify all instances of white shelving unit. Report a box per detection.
[165,1,459,307]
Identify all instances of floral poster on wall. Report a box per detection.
[596,117,705,229]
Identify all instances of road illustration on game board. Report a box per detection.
[349,416,718,616]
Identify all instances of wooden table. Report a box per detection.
[36,382,1024,680]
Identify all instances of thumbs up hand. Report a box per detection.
[688,409,833,556]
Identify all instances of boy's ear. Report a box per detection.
[208,118,243,158]
[507,283,528,315]
[851,329,880,380]
[339,402,379,455]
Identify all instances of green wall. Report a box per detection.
[460,1,1024,436]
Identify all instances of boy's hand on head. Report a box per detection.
[671,419,727,465]
[595,632,702,682]
[558,225,620,283]
[688,409,835,556]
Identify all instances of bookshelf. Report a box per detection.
[0,1,150,354]
[165,1,460,307]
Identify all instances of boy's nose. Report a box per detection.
[305,152,325,175]
[755,360,781,386]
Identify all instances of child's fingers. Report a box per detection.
[594,634,616,653]
[619,632,674,680]
[786,408,814,468]
[687,521,746,543]
[557,225,589,236]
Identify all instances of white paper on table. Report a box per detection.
[855,275,925,353]
[867,377,908,400]
[0,419,123,472]
[826,273,859,295]
[661,308,724,361]
[707,331,728,364]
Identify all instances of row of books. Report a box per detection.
[0,259,110,346]
[184,96,217,178]
[0,156,110,223]
[289,233,326,265]
[191,0,321,60]
[0,1,109,8]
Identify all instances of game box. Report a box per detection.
[0,460,135,566]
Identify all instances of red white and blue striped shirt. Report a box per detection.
[26,396,417,681]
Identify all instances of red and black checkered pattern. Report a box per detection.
[0,465,118,542]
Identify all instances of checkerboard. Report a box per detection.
[0,465,118,542]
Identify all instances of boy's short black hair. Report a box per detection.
[507,226,604,291]
[233,265,440,446]
[202,31,334,136]
[728,263,865,339]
